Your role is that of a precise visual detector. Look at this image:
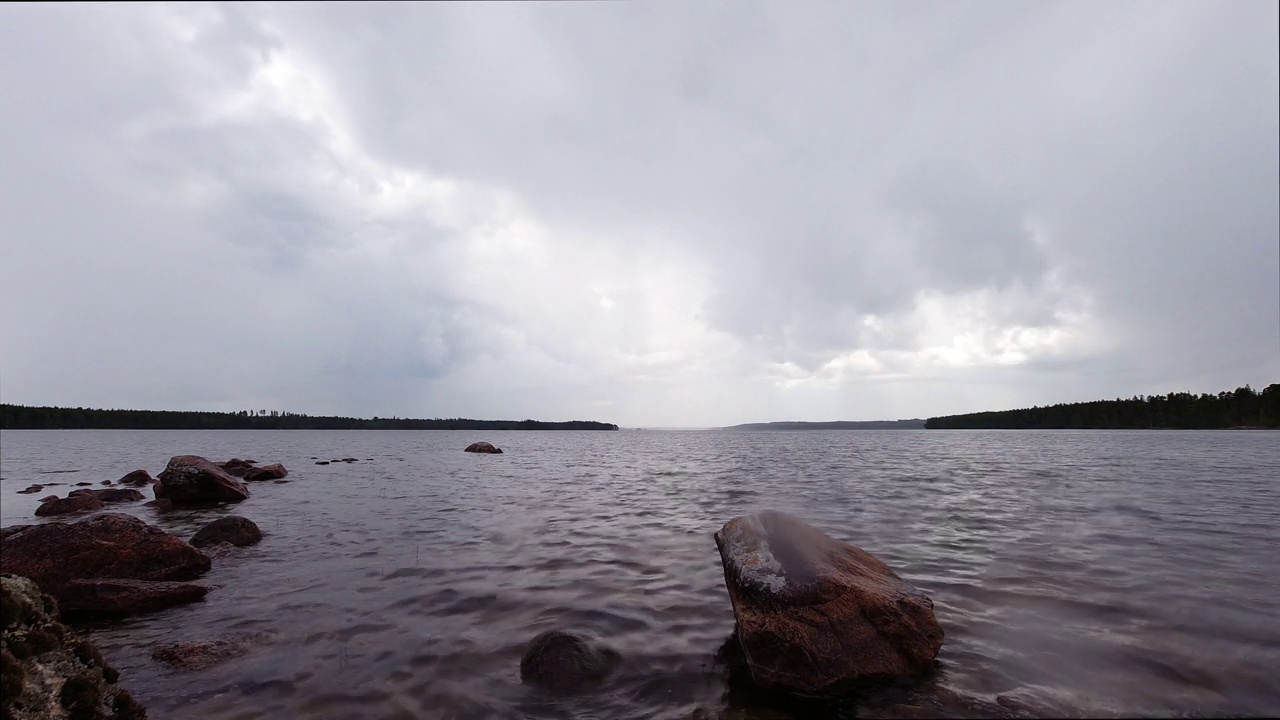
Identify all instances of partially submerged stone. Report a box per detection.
[155,456,248,504]
[520,630,620,693]
[58,579,208,618]
[241,463,287,482]
[714,511,944,696]
[117,470,154,486]
[464,442,503,454]
[68,488,146,504]
[190,516,262,548]
[34,494,104,518]
[151,633,268,671]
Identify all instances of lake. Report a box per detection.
[1,429,1277,719]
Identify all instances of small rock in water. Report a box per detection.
[155,456,249,504]
[38,495,58,503]
[118,469,154,486]
[69,488,146,504]
[519,630,620,693]
[16,484,43,494]
[74,481,93,486]
[242,463,287,482]
[144,499,174,511]
[101,480,114,486]
[315,461,330,465]
[59,578,209,617]
[464,442,503,454]
[34,494,104,517]
[190,516,262,548]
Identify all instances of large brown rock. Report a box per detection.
[189,516,262,548]
[0,513,210,617]
[34,494,104,518]
[242,463,287,482]
[155,456,248,504]
[713,511,944,696]
[464,442,503,454]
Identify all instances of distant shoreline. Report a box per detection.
[0,405,619,431]
[722,420,926,431]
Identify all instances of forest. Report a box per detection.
[0,405,619,431]
[925,384,1280,429]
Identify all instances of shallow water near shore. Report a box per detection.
[1,428,1278,719]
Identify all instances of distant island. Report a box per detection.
[925,384,1279,429]
[724,419,926,431]
[0,404,619,431]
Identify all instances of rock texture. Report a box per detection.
[150,633,268,671]
[519,630,620,692]
[1,574,147,720]
[189,517,262,548]
[34,495,104,518]
[154,456,248,504]
[464,442,503,454]
[0,514,210,619]
[713,511,944,695]
[57,580,208,618]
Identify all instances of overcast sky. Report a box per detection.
[1,2,1276,427]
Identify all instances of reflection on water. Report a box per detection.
[1,429,1277,718]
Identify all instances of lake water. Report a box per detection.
[1,429,1277,719]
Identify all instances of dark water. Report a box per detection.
[1,429,1278,719]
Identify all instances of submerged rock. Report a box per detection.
[1,574,147,720]
[713,511,944,696]
[0,513,210,618]
[58,579,208,618]
[34,494,104,518]
[190,517,262,549]
[151,633,268,671]
[154,456,248,504]
[15,485,42,495]
[241,463,287,482]
[519,630,620,692]
[117,470,154,486]
[464,442,503,454]
[314,461,330,466]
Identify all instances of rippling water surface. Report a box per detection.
[2,429,1278,719]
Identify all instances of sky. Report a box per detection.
[1,1,1277,428]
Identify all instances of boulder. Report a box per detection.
[100,480,114,486]
[34,495,104,518]
[190,516,262,548]
[519,630,620,692]
[117,470,154,486]
[1,574,147,720]
[713,511,944,695]
[464,442,503,454]
[0,513,210,617]
[68,489,146,504]
[154,456,248,504]
[241,463,287,482]
[16,485,43,495]
[58,579,208,618]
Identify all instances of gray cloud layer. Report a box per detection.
[2,2,1276,426]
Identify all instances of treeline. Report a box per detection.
[925,384,1280,429]
[0,405,619,431]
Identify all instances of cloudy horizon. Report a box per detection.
[2,2,1277,427]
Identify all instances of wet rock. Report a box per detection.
[216,459,256,478]
[143,499,174,511]
[34,494,104,518]
[68,489,146,504]
[315,461,330,465]
[272,480,290,484]
[200,542,238,560]
[242,463,287,482]
[100,480,114,486]
[519,630,620,692]
[0,526,32,541]
[155,456,248,504]
[0,513,210,618]
[714,510,944,695]
[1,574,148,720]
[59,579,208,618]
[38,495,58,503]
[151,633,265,671]
[118,470,154,486]
[16,485,42,495]
[341,457,357,463]
[74,482,92,487]
[464,442,503,454]
[190,516,262,549]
